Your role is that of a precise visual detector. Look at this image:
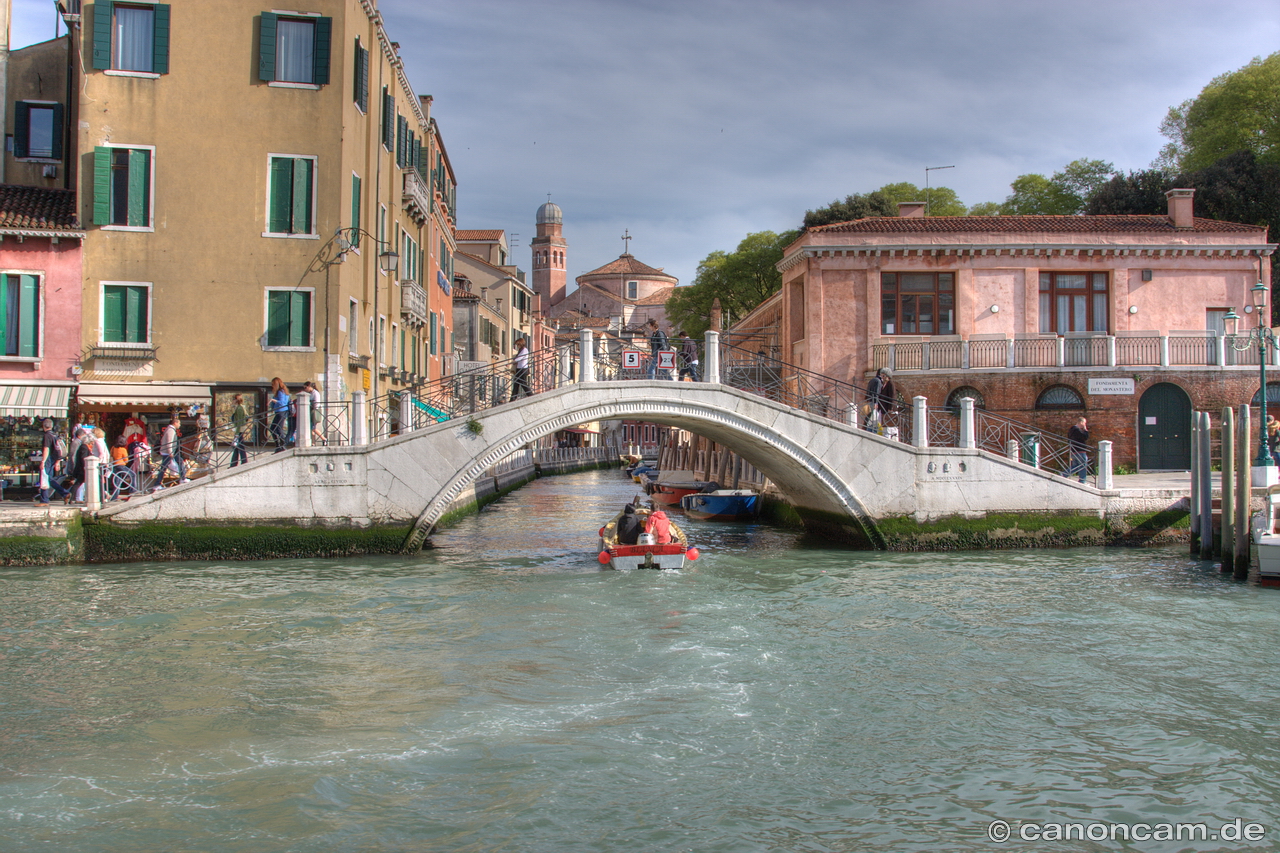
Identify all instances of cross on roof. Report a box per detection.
[621,229,632,254]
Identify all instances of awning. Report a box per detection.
[0,384,72,417]
[75,382,211,408]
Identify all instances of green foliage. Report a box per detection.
[1086,168,1171,215]
[999,160,1117,215]
[802,192,895,228]
[966,201,1004,216]
[874,182,968,216]
[665,230,799,336]
[1159,52,1280,173]
[465,417,484,435]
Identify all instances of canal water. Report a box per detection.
[2,470,1278,852]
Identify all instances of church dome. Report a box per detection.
[536,201,563,225]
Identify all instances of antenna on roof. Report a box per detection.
[925,165,955,215]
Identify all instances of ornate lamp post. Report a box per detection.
[306,227,398,423]
[1225,279,1276,468]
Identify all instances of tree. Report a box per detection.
[999,160,1117,215]
[874,182,967,216]
[1000,173,1077,215]
[665,230,799,338]
[1158,51,1280,173]
[802,192,895,228]
[1085,168,1170,215]
[966,201,1003,216]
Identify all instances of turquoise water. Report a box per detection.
[1,470,1277,852]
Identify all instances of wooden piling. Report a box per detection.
[1199,411,1213,560]
[1190,412,1200,555]
[1222,406,1235,573]
[1236,404,1251,580]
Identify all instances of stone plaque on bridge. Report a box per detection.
[1088,378,1135,395]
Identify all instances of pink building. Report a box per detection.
[766,190,1275,469]
[0,184,84,474]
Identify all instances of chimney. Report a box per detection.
[898,201,926,218]
[1166,188,1195,230]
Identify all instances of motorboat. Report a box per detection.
[1252,483,1280,585]
[646,470,715,506]
[680,489,759,521]
[597,505,699,570]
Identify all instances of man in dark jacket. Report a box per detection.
[1067,417,1090,483]
[616,504,643,545]
[646,319,670,379]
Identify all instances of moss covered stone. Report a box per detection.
[84,521,412,563]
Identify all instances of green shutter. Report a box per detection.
[92,1,114,70]
[266,291,289,346]
[354,40,368,110]
[102,286,124,342]
[381,88,393,149]
[127,148,148,226]
[93,146,112,225]
[152,4,170,74]
[430,312,437,355]
[399,328,406,369]
[18,275,39,357]
[396,115,405,167]
[0,276,9,355]
[290,158,312,234]
[268,157,292,233]
[12,103,30,159]
[312,17,332,86]
[125,285,146,342]
[258,13,278,81]
[290,292,309,347]
[350,173,361,247]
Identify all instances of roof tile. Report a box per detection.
[0,184,81,232]
[810,214,1265,235]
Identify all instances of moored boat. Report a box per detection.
[680,489,759,521]
[598,505,699,570]
[647,471,716,506]
[1253,484,1280,585]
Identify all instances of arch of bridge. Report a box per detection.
[402,383,886,551]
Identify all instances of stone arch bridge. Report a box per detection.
[97,381,1118,553]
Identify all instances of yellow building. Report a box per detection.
[56,0,454,434]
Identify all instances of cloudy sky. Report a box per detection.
[11,0,1280,292]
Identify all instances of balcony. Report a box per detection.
[348,353,370,371]
[402,170,430,225]
[870,332,1274,373]
[86,344,157,362]
[399,280,428,327]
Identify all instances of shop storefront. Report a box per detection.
[0,382,74,493]
[73,382,213,450]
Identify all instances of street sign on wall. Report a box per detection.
[622,350,643,369]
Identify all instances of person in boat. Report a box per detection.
[616,504,643,545]
[645,509,673,544]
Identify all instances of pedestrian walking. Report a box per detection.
[512,338,532,399]
[229,393,249,467]
[1067,416,1090,483]
[36,419,69,506]
[678,331,700,382]
[646,319,671,379]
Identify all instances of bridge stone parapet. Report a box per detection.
[95,381,1112,553]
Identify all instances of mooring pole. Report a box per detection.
[1236,404,1252,580]
[1200,411,1213,560]
[1222,406,1235,573]
[1190,412,1201,555]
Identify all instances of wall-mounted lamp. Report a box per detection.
[989,304,1000,314]
[1128,305,1138,314]
[1141,269,1152,282]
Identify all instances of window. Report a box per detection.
[352,38,369,111]
[101,283,150,344]
[399,327,406,370]
[1039,272,1109,334]
[93,146,152,228]
[429,312,437,355]
[266,155,315,236]
[258,13,331,85]
[945,386,986,412]
[0,274,40,358]
[265,289,312,348]
[627,280,638,299]
[91,2,170,75]
[378,316,386,363]
[13,102,63,160]
[381,87,394,151]
[349,299,359,354]
[880,272,954,335]
[1036,385,1085,410]
[1252,383,1280,407]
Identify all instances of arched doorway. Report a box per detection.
[1138,383,1192,471]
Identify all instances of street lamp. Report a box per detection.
[306,227,398,426]
[1225,278,1276,468]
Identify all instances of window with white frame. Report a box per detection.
[258,12,332,86]
[349,299,359,354]
[266,155,316,236]
[93,144,153,229]
[92,2,171,75]
[264,288,313,349]
[627,280,638,299]
[1039,272,1109,334]
[0,273,41,358]
[100,281,151,344]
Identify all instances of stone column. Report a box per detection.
[912,396,929,448]
[86,457,102,511]
[704,330,720,384]
[1097,440,1113,490]
[559,345,573,388]
[959,397,975,449]
[399,391,414,433]
[352,391,368,446]
[295,392,311,448]
[579,329,594,383]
